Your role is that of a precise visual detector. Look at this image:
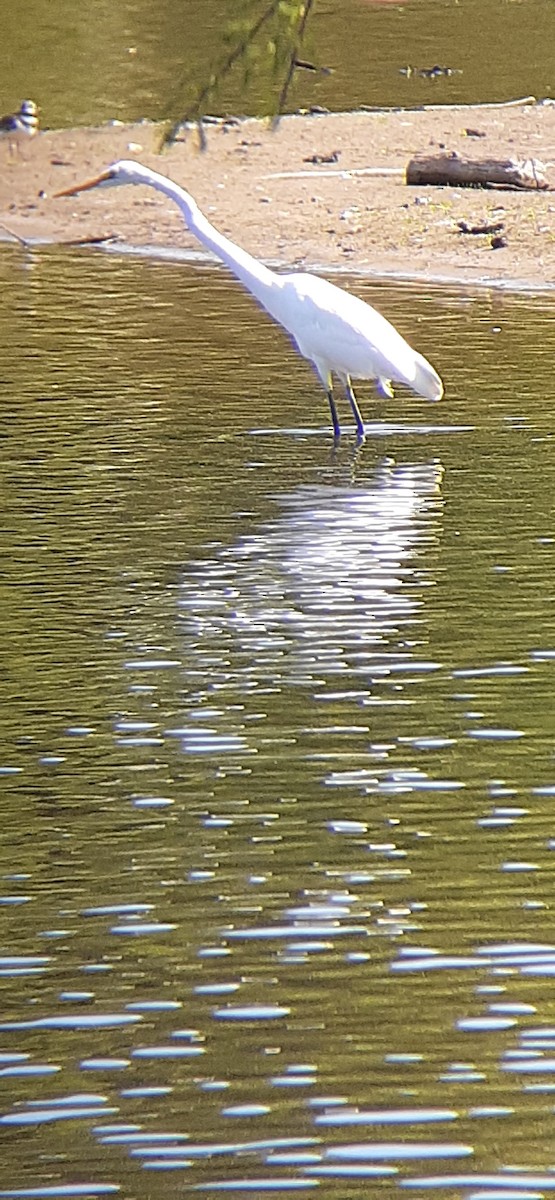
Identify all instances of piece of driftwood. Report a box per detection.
[359,96,537,115]
[406,152,549,189]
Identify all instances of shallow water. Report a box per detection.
[2,0,555,129]
[3,247,555,1196]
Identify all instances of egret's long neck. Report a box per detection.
[142,170,278,303]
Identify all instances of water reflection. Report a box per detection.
[176,459,444,713]
[5,249,555,1195]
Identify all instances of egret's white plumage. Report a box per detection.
[56,159,443,438]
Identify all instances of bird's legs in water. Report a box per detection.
[326,388,341,439]
[345,376,365,441]
[325,379,365,441]
[319,365,363,441]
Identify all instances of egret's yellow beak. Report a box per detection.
[54,170,113,198]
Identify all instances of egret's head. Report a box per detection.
[55,160,150,198]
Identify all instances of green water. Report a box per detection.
[2,245,555,1195]
[2,0,554,130]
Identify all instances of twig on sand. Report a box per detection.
[0,221,30,246]
[263,166,404,180]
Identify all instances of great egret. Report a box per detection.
[0,100,39,155]
[56,160,443,439]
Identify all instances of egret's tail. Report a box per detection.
[412,353,444,402]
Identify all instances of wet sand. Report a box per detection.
[3,102,555,290]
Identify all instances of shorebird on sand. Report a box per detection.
[0,100,39,156]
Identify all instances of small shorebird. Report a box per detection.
[0,100,39,156]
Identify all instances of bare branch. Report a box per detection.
[273,0,317,126]
[162,0,283,148]
[160,1,318,150]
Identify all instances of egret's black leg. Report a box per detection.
[345,376,365,441]
[327,388,341,439]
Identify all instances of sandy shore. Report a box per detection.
[3,102,555,290]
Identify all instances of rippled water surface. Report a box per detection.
[3,246,555,1197]
[3,0,555,128]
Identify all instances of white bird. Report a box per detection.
[56,159,443,439]
[0,99,39,155]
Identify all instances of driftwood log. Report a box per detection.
[406,152,549,190]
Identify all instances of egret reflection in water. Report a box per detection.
[177,458,444,703]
